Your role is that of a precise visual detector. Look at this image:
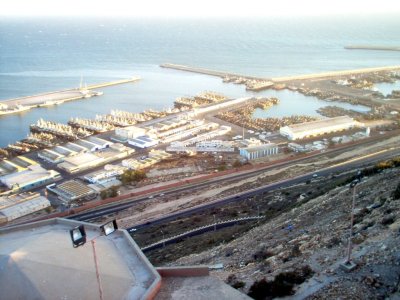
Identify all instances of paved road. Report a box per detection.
[70,145,400,231]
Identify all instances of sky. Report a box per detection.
[1,0,400,17]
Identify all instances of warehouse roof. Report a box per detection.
[283,116,355,134]
[61,152,103,166]
[242,143,278,153]
[86,136,112,146]
[0,165,60,189]
[0,192,41,209]
[0,196,50,222]
[50,180,96,201]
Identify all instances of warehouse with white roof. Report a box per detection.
[279,116,359,140]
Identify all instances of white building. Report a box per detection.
[86,136,113,149]
[57,144,134,174]
[179,125,231,146]
[115,126,146,140]
[84,169,124,184]
[58,152,105,174]
[128,136,158,148]
[0,165,61,192]
[0,195,50,224]
[280,116,359,140]
[196,140,235,152]
[239,143,279,160]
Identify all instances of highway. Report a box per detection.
[69,144,400,231]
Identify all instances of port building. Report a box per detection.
[0,164,61,193]
[279,116,359,140]
[0,155,38,177]
[57,143,134,174]
[166,140,235,153]
[239,143,279,160]
[84,164,125,184]
[128,135,159,149]
[0,218,250,300]
[38,137,114,164]
[47,180,96,202]
[0,192,51,224]
[115,125,146,140]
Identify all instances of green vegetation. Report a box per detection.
[226,274,246,290]
[359,157,400,178]
[233,160,242,168]
[120,169,147,185]
[100,186,119,199]
[248,265,314,299]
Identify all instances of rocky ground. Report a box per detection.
[146,165,400,299]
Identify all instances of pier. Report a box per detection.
[345,45,400,52]
[160,63,268,81]
[161,63,400,84]
[271,65,400,82]
[161,63,274,91]
[86,77,140,89]
[0,77,140,117]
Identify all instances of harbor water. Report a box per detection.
[0,15,399,147]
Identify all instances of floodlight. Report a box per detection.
[101,220,118,236]
[70,225,87,247]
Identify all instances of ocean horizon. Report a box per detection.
[0,15,399,147]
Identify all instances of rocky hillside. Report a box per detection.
[169,166,400,299]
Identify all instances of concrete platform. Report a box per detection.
[0,218,160,300]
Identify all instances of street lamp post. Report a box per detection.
[346,180,358,264]
[341,172,362,271]
[161,229,165,248]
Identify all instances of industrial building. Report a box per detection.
[47,180,96,202]
[0,192,51,224]
[288,141,327,153]
[167,140,235,153]
[178,125,231,147]
[239,143,279,160]
[115,125,146,140]
[0,164,61,193]
[128,135,158,148]
[39,137,114,164]
[38,149,68,164]
[149,119,201,139]
[196,140,235,152]
[57,143,134,174]
[58,152,105,173]
[0,155,38,177]
[0,218,248,299]
[122,150,171,170]
[84,165,125,184]
[279,116,359,140]
[148,117,188,133]
[162,121,216,144]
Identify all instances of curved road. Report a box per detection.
[70,145,400,232]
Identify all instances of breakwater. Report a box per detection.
[160,63,265,80]
[0,77,140,117]
[345,45,400,52]
[161,63,274,91]
[271,65,400,82]
[161,63,400,84]
[86,77,140,89]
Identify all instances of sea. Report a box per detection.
[0,14,400,147]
